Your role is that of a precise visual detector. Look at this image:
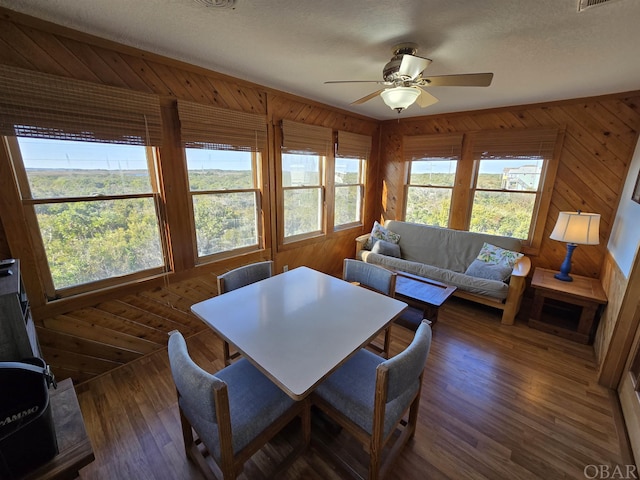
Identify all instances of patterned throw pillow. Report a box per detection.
[465,242,523,282]
[366,221,401,249]
[475,242,523,268]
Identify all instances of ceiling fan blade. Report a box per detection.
[421,72,494,87]
[398,54,432,80]
[351,89,384,105]
[324,80,388,84]
[416,88,439,108]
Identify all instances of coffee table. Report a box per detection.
[394,271,457,329]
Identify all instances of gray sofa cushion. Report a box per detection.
[361,251,510,300]
[384,220,522,273]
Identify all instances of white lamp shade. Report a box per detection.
[380,87,420,111]
[550,211,600,245]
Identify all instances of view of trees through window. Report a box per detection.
[16,137,165,290]
[405,157,543,240]
[405,160,456,227]
[469,159,542,239]
[334,157,363,228]
[185,148,260,258]
[282,153,323,239]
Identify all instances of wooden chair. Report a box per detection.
[312,320,432,480]
[343,258,397,358]
[216,260,273,365]
[167,331,310,480]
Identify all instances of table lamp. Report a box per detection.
[549,210,600,282]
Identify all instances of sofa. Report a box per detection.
[356,220,531,325]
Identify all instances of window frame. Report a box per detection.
[5,137,168,298]
[468,159,545,242]
[404,160,458,228]
[334,131,371,232]
[0,65,168,299]
[278,120,333,248]
[177,101,269,264]
[185,149,264,262]
[402,133,463,228]
[280,152,326,243]
[333,157,365,231]
[402,129,563,254]
[465,128,562,253]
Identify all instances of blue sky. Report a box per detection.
[18,137,253,171]
[18,137,539,175]
[412,158,542,175]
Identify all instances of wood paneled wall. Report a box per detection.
[1,6,639,385]
[0,7,378,383]
[378,96,640,279]
[595,252,627,367]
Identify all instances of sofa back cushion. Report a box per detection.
[384,220,522,273]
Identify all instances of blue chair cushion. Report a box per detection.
[219,261,272,293]
[178,357,296,461]
[343,259,395,296]
[315,349,420,439]
[384,322,432,400]
[315,322,432,439]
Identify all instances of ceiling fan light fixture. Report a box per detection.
[380,87,420,113]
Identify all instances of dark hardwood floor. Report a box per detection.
[74,297,631,479]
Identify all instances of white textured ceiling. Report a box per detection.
[2,0,640,120]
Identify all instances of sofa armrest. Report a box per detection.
[355,233,370,257]
[512,255,531,278]
[501,255,531,325]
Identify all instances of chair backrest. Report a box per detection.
[343,258,396,296]
[217,260,273,294]
[167,331,222,425]
[379,320,432,402]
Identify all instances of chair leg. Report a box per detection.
[382,326,391,359]
[179,408,195,457]
[302,398,311,447]
[179,409,218,480]
[223,341,231,367]
[407,396,420,440]
[368,439,382,480]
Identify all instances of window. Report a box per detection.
[280,120,332,242]
[334,131,370,229]
[185,149,260,257]
[469,129,559,241]
[403,134,463,227]
[13,138,164,290]
[177,101,267,261]
[0,65,165,297]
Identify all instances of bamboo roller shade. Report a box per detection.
[177,100,267,152]
[0,65,162,146]
[403,133,464,161]
[336,130,372,159]
[281,119,332,156]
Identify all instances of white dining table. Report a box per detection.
[191,266,407,400]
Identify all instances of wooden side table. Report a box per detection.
[23,378,94,480]
[529,268,607,344]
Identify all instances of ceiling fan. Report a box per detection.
[325,43,493,113]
